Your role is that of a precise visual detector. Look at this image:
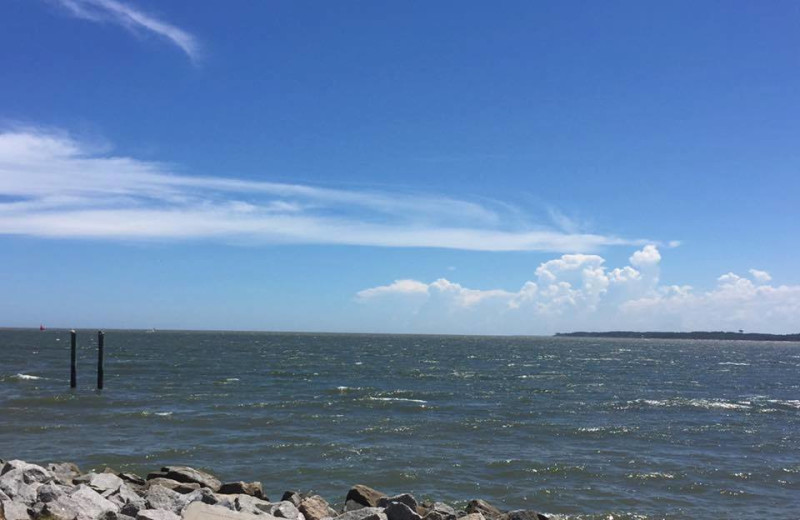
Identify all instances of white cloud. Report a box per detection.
[629,244,661,268]
[356,245,800,334]
[749,268,772,283]
[50,0,199,62]
[0,128,650,252]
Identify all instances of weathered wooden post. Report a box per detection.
[70,330,77,388]
[97,330,105,390]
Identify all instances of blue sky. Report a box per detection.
[1,1,798,333]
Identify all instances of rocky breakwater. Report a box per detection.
[0,459,549,520]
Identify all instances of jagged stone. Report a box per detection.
[422,503,456,520]
[47,464,81,486]
[378,496,417,511]
[89,474,124,494]
[461,514,484,520]
[344,486,385,509]
[36,483,68,504]
[147,479,200,494]
[182,502,269,520]
[263,502,303,520]
[502,511,548,520]
[97,511,136,520]
[144,485,187,515]
[279,494,301,508]
[182,489,219,508]
[1,499,30,520]
[342,501,363,513]
[332,507,387,520]
[298,496,336,520]
[218,483,266,501]
[118,474,145,487]
[232,495,271,515]
[383,503,420,520]
[108,483,147,517]
[159,468,220,492]
[136,509,180,520]
[465,501,501,520]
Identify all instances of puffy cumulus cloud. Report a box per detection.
[0,128,652,252]
[629,244,661,268]
[356,246,800,335]
[749,269,772,283]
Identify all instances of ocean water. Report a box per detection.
[1,330,798,519]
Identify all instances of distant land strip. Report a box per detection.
[554,331,800,342]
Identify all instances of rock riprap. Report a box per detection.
[0,460,549,520]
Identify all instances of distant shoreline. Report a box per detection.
[555,331,800,342]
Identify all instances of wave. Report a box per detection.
[368,397,427,404]
[10,373,44,381]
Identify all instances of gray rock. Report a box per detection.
[182,489,219,508]
[47,464,81,486]
[383,503,419,520]
[136,509,180,520]
[422,503,456,520]
[108,483,147,517]
[1,461,52,484]
[218,483,266,501]
[146,479,199,494]
[98,511,136,520]
[279,494,301,508]
[118,475,145,487]
[182,502,270,520]
[0,480,40,506]
[298,497,336,520]
[36,483,68,503]
[1,499,31,520]
[263,501,303,520]
[344,486,385,509]
[89,474,124,494]
[342,501,363,513]
[233,495,272,516]
[377,496,417,511]
[333,507,387,520]
[159,468,220,492]
[502,512,548,520]
[464,502,501,520]
[144,485,186,515]
[461,515,485,520]
[37,485,119,520]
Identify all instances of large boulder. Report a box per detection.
[464,502,502,520]
[108,483,148,517]
[182,489,219,508]
[137,509,180,520]
[0,461,53,504]
[422,503,455,520]
[182,502,269,520]
[119,474,146,487]
[232,495,271,516]
[461,514,485,520]
[46,464,81,486]
[377,496,416,511]
[344,486,385,509]
[332,507,387,520]
[147,479,200,494]
[89,473,124,495]
[1,499,31,520]
[298,496,336,520]
[145,485,187,515]
[383,503,419,520]
[279,493,301,508]
[263,502,303,520]
[502,511,548,520]
[37,484,119,520]
[0,461,52,484]
[218,483,266,501]
[159,467,221,492]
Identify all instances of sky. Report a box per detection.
[1,0,799,334]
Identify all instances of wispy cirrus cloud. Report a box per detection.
[50,0,199,62]
[0,128,652,251]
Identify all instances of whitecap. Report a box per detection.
[12,373,43,381]
[368,397,427,404]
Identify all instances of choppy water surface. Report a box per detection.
[1,330,798,518]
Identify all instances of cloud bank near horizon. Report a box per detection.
[49,0,199,62]
[356,245,800,334]
[0,129,650,252]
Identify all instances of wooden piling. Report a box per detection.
[97,330,105,390]
[70,330,77,388]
